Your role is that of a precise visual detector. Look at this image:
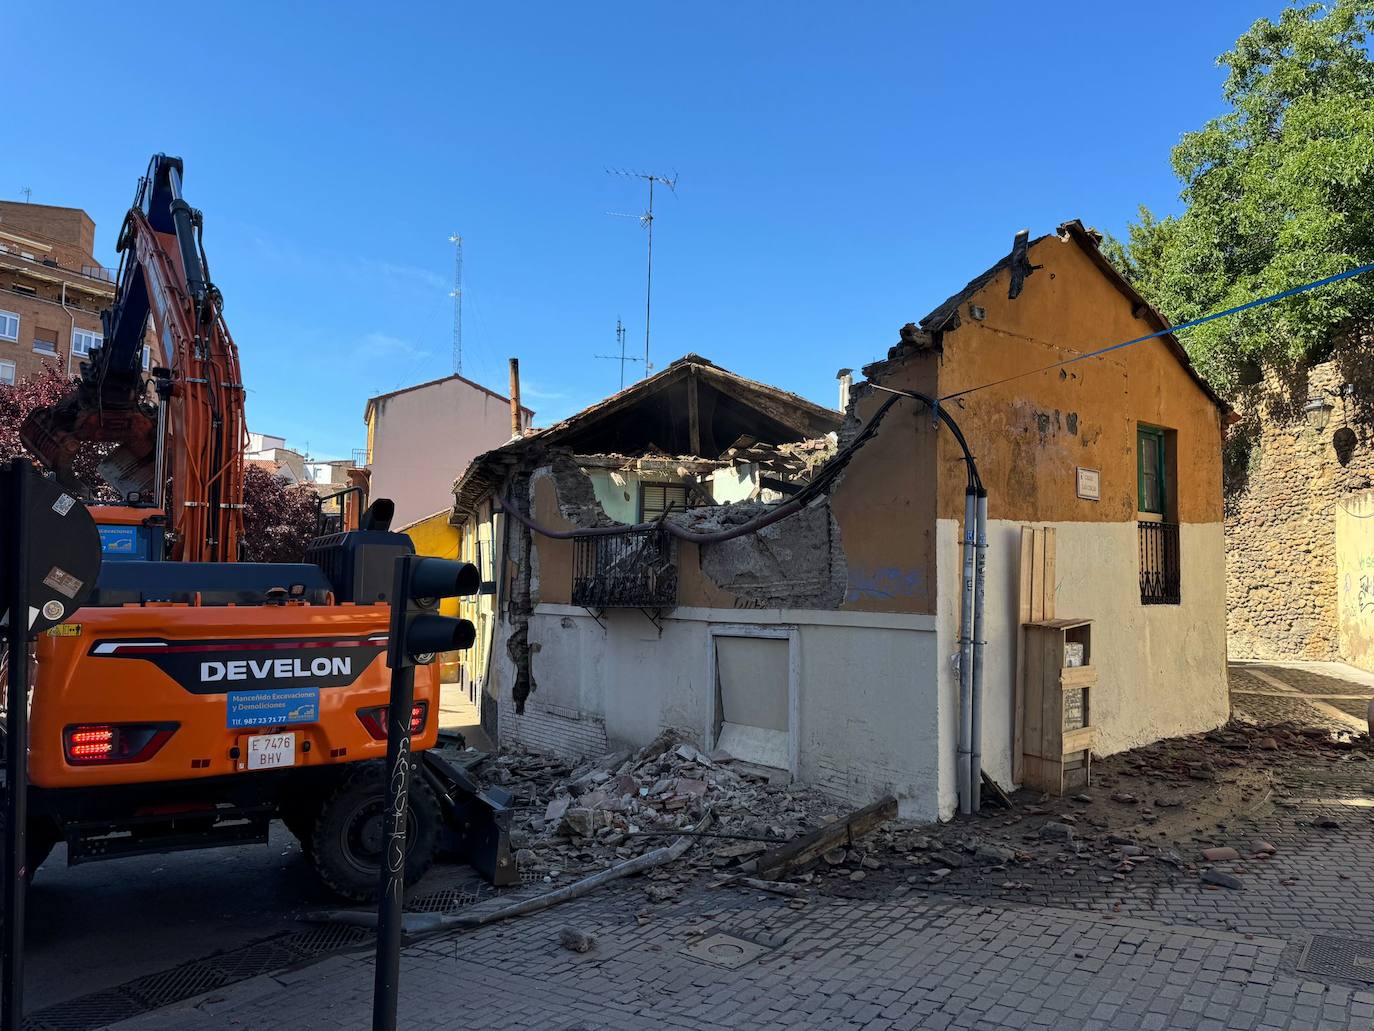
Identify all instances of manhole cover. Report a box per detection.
[682,933,770,969]
[1299,934,1374,983]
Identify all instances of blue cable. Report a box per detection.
[939,260,1374,401]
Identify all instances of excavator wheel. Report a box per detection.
[308,761,439,902]
[0,811,57,885]
[279,795,321,855]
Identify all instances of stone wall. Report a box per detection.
[1226,348,1374,660]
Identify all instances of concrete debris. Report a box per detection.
[1039,822,1075,841]
[560,927,597,953]
[464,729,838,885]
[1201,846,1240,862]
[1200,869,1244,890]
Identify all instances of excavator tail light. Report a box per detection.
[63,723,177,766]
[356,702,427,741]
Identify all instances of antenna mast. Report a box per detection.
[449,233,463,375]
[594,317,642,390]
[606,169,677,379]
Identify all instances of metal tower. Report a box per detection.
[449,233,463,375]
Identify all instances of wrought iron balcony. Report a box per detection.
[1138,521,1181,605]
[572,529,677,609]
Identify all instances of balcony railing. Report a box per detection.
[1138,521,1181,605]
[0,243,117,286]
[572,529,677,609]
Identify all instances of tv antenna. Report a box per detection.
[19,187,31,204]
[595,317,643,390]
[449,233,463,375]
[606,168,677,379]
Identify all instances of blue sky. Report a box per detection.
[9,2,1271,458]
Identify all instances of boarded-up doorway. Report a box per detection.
[708,627,797,773]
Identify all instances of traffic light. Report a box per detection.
[386,556,480,669]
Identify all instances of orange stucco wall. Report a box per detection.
[932,236,1224,526]
[829,358,940,615]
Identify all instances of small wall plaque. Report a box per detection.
[1076,467,1100,501]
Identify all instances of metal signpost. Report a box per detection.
[1,459,102,1031]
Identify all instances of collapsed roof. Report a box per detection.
[450,354,842,521]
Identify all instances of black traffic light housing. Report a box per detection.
[386,556,480,669]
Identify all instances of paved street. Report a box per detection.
[91,663,1374,1031]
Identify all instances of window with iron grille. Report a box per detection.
[572,529,677,609]
[1139,520,1181,604]
[639,482,688,522]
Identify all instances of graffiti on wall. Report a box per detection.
[846,565,926,606]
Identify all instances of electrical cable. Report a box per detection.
[940,260,1374,403]
[498,387,985,545]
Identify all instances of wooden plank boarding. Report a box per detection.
[752,796,897,880]
[1014,526,1055,784]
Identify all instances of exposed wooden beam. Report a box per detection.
[687,369,702,456]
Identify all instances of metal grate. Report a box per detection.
[1138,521,1181,605]
[571,529,677,609]
[406,885,481,913]
[1298,934,1374,983]
[123,961,233,1008]
[23,989,147,1031]
[24,923,375,1031]
[282,924,372,955]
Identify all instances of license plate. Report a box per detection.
[246,733,296,770]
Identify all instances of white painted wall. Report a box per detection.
[496,603,942,816]
[934,518,1229,818]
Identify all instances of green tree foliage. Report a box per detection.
[1112,1,1374,389]
[240,463,321,564]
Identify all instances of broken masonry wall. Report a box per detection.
[692,501,848,609]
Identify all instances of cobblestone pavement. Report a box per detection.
[107,666,1374,1031]
[1231,661,1374,728]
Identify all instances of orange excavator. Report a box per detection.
[12,155,512,898]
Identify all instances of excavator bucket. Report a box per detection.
[20,394,155,496]
[419,750,519,886]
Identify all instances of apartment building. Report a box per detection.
[0,200,157,384]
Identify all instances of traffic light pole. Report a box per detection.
[372,552,480,1031]
[2,461,29,1031]
[373,555,415,1031]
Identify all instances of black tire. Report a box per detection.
[0,812,56,884]
[308,762,439,902]
[279,795,321,853]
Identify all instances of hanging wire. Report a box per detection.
[940,260,1374,402]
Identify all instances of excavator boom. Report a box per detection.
[20,155,246,562]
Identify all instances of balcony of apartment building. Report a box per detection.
[0,242,116,310]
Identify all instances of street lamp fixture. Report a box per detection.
[1304,396,1335,432]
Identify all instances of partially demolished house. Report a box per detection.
[455,224,1231,820]
[449,355,842,749]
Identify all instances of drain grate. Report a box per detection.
[25,874,516,1030]
[203,940,305,982]
[406,886,481,913]
[23,988,146,1031]
[1299,934,1374,983]
[283,924,372,955]
[123,961,233,1008]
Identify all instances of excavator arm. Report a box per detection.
[21,155,246,562]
